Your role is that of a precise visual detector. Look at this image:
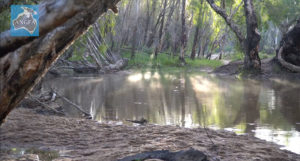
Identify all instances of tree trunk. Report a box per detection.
[179,0,187,64]
[154,0,168,59]
[146,0,158,47]
[143,0,151,45]
[191,26,200,60]
[0,0,121,125]
[155,0,177,57]
[190,0,204,60]
[276,19,300,72]
[243,0,261,72]
[131,25,138,59]
[131,0,140,59]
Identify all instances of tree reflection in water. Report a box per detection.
[44,71,300,154]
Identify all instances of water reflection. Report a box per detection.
[44,71,300,154]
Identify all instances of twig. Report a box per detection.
[202,105,215,145]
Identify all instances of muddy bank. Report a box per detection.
[214,58,300,80]
[0,108,299,161]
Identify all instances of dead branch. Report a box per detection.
[52,89,91,118]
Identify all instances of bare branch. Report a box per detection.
[206,0,245,43]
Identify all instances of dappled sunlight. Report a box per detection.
[190,75,219,93]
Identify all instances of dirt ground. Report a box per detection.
[0,108,299,161]
[214,58,300,80]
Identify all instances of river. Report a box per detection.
[43,70,300,154]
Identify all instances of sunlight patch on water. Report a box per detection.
[144,72,151,80]
[190,76,218,93]
[128,73,143,82]
[254,127,300,154]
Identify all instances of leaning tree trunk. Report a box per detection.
[0,0,121,125]
[276,19,300,72]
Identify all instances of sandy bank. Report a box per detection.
[0,108,299,161]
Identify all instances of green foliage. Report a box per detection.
[0,9,10,32]
[185,58,224,69]
[224,52,244,61]
[97,12,117,37]
[68,49,84,61]
[261,0,300,28]
[98,44,107,54]
[259,52,274,59]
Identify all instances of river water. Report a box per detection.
[44,70,300,154]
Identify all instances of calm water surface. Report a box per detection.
[44,70,300,154]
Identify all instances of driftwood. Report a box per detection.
[52,89,91,118]
[28,93,64,115]
[0,0,121,125]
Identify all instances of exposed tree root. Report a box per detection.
[277,46,300,72]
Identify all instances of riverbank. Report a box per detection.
[1,107,299,161]
[214,58,300,80]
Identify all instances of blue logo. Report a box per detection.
[10,5,39,37]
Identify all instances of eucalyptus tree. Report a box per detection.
[207,0,261,72]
